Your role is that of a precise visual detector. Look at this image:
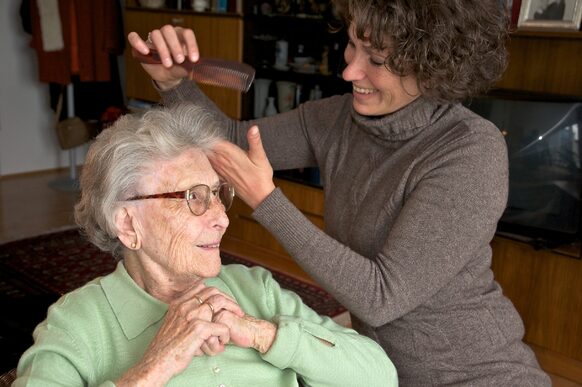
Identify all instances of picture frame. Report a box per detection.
[517,0,582,30]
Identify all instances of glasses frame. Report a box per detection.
[126,182,235,216]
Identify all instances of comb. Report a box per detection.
[133,49,255,93]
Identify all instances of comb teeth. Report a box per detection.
[133,50,255,93]
[189,59,255,93]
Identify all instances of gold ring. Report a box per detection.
[204,301,215,315]
[194,295,203,305]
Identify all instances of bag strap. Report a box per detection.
[54,85,65,126]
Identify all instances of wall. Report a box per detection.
[0,0,126,176]
[0,0,85,176]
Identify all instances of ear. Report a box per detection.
[114,207,141,250]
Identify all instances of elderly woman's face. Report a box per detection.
[342,24,420,116]
[132,148,229,279]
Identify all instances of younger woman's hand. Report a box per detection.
[209,126,276,209]
[127,25,199,90]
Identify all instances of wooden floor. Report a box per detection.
[0,168,579,386]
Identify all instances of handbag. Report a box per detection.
[54,88,91,150]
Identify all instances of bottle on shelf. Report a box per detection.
[264,96,278,116]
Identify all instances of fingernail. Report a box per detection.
[250,126,259,136]
[176,54,184,63]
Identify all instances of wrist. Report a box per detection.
[253,320,277,354]
[153,78,183,91]
[117,357,172,387]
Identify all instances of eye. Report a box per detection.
[369,57,385,67]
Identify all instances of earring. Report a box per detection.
[131,242,137,249]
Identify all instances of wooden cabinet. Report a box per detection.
[497,30,582,97]
[124,7,244,118]
[490,237,582,383]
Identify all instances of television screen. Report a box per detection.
[465,96,582,248]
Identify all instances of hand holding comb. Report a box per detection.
[133,49,255,93]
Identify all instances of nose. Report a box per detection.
[207,196,230,229]
[342,46,366,82]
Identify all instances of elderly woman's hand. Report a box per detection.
[127,25,199,90]
[116,282,245,386]
[213,311,277,354]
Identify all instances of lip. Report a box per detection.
[196,242,221,250]
[352,84,377,95]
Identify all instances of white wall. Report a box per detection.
[0,0,92,176]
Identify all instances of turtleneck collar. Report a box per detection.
[351,96,451,142]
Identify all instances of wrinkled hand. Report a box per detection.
[214,311,277,354]
[209,126,276,209]
[117,281,244,386]
[127,25,199,90]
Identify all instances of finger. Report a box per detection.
[200,341,215,356]
[196,287,244,316]
[209,142,248,177]
[247,126,269,166]
[181,28,200,62]
[196,286,238,304]
[203,294,245,318]
[202,336,226,356]
[195,321,231,345]
[127,31,150,55]
[149,29,173,67]
[160,25,186,64]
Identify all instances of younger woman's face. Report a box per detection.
[342,24,421,116]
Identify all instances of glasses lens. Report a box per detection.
[218,183,235,211]
[187,185,211,216]
[186,183,234,216]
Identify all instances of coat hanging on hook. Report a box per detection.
[27,0,123,85]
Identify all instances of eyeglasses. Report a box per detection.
[126,182,235,216]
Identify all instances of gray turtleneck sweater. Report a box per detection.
[162,81,550,386]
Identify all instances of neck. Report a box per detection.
[123,250,201,304]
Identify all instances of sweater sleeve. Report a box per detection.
[254,124,509,327]
[255,269,397,387]
[13,321,115,387]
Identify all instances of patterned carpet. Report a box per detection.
[0,228,345,317]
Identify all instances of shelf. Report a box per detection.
[510,29,582,40]
[125,5,243,18]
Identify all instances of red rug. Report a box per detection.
[0,229,345,317]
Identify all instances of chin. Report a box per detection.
[354,104,386,117]
[200,254,223,278]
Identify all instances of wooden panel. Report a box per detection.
[491,237,582,367]
[224,177,324,261]
[497,32,582,96]
[123,9,243,118]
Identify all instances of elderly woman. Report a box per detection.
[14,104,396,386]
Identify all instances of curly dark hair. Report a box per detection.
[333,0,510,102]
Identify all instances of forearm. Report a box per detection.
[262,316,397,386]
[116,357,173,387]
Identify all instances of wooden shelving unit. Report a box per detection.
[123,5,244,118]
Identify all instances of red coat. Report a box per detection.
[28,0,123,85]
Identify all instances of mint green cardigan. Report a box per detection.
[15,262,396,386]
